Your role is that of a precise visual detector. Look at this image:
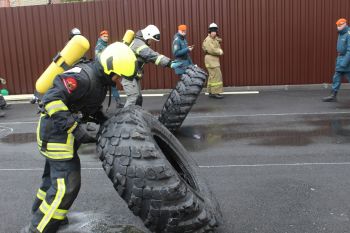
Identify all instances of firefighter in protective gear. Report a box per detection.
[202,23,224,99]
[323,18,350,102]
[26,42,136,233]
[121,24,173,107]
[172,24,194,75]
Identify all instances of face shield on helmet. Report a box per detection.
[99,42,137,77]
[141,25,161,41]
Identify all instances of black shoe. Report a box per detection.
[322,93,337,102]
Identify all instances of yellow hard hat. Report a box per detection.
[99,42,137,77]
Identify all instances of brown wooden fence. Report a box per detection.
[0,0,350,94]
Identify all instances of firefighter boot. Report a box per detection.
[322,91,337,102]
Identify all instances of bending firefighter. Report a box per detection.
[202,23,224,99]
[122,24,174,107]
[24,42,136,233]
[323,18,350,102]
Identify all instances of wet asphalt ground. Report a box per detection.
[2,89,350,233]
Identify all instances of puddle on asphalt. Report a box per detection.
[0,132,37,144]
[58,212,146,233]
[147,106,221,116]
[176,119,350,151]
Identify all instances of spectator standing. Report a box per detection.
[202,23,224,99]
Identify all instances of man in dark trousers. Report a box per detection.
[323,18,350,102]
[23,42,136,233]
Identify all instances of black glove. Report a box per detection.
[167,60,174,68]
[93,110,108,124]
[72,125,97,144]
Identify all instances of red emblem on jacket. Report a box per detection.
[63,77,78,93]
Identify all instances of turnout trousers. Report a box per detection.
[206,66,223,94]
[121,77,142,107]
[29,115,81,233]
[29,155,81,232]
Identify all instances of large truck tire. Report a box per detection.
[97,106,222,233]
[159,65,207,132]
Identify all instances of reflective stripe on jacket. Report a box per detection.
[129,31,171,78]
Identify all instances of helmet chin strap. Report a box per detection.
[106,85,112,113]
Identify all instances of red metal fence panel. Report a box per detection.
[0,0,349,94]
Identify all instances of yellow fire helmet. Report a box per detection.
[99,42,137,77]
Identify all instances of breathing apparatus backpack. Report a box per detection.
[35,35,90,94]
[36,30,136,95]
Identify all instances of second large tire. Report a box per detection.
[97,106,222,233]
[159,65,207,132]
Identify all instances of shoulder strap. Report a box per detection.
[75,63,96,94]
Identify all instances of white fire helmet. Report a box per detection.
[141,25,161,41]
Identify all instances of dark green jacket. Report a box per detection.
[336,26,350,72]
[172,33,193,75]
[95,38,108,59]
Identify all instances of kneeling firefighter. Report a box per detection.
[122,24,175,107]
[25,42,136,233]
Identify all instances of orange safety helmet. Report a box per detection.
[336,18,347,26]
[100,30,109,37]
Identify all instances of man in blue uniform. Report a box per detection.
[95,30,123,108]
[323,18,350,102]
[172,24,194,75]
[24,43,135,233]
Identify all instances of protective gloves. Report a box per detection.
[93,110,108,124]
[72,125,97,144]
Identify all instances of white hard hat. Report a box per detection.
[71,28,81,36]
[209,23,218,29]
[141,25,161,41]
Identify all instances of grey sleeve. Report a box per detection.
[138,46,171,67]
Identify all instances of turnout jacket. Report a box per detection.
[129,31,171,79]
[38,61,111,160]
[172,32,193,75]
[202,35,223,68]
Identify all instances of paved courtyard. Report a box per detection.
[1,89,350,232]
